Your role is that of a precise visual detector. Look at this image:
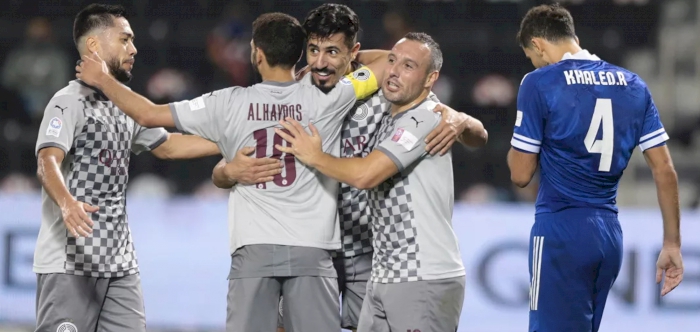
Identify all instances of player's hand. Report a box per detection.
[424,104,466,156]
[656,246,684,296]
[75,52,110,89]
[224,147,283,185]
[274,118,323,166]
[60,199,98,238]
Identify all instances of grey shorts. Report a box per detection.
[35,273,146,332]
[227,244,339,332]
[278,252,372,330]
[357,276,466,332]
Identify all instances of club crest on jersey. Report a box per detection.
[352,69,371,81]
[392,128,405,142]
[46,117,62,137]
[352,103,370,121]
[56,322,78,332]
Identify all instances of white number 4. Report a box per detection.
[584,98,614,172]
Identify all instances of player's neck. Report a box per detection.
[260,67,295,83]
[550,41,582,63]
[390,90,431,116]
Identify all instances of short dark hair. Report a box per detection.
[516,3,576,48]
[252,13,306,69]
[303,4,360,49]
[404,32,443,73]
[73,4,127,48]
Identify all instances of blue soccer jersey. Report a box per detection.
[511,51,668,214]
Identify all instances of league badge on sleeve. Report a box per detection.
[391,127,418,151]
[46,117,62,137]
[340,77,352,85]
[188,96,205,111]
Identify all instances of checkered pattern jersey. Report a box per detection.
[337,90,390,257]
[65,93,138,278]
[366,113,421,284]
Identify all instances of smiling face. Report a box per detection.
[382,38,438,106]
[306,33,358,93]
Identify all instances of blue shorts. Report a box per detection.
[528,208,623,332]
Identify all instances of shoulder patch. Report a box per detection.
[46,117,62,137]
[188,97,205,111]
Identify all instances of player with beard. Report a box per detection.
[34,4,223,332]
[212,4,487,331]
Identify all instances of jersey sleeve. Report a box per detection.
[35,95,83,156]
[131,124,168,155]
[375,103,441,171]
[511,73,546,154]
[168,87,239,142]
[638,88,669,152]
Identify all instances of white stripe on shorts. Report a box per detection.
[530,236,544,311]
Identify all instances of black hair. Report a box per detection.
[404,32,443,72]
[73,4,127,48]
[516,3,576,48]
[252,13,306,68]
[302,4,360,49]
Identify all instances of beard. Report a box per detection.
[107,57,132,83]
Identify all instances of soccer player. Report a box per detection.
[76,12,389,332]
[508,4,684,332]
[34,4,221,332]
[212,4,487,331]
[276,32,466,332]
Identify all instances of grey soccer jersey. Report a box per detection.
[169,68,379,254]
[300,75,389,257]
[34,80,168,278]
[367,99,465,283]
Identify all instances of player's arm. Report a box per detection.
[150,133,221,160]
[35,96,97,238]
[508,73,545,188]
[276,108,439,189]
[424,102,488,155]
[76,53,172,128]
[643,145,680,246]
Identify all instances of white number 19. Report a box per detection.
[584,98,614,172]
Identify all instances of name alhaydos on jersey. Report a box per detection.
[563,70,628,86]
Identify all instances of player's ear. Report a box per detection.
[255,47,265,67]
[574,35,580,45]
[530,38,545,56]
[425,70,439,88]
[85,35,100,55]
[350,42,361,61]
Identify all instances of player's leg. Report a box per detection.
[96,273,146,332]
[528,211,609,332]
[281,276,340,332]
[591,217,624,332]
[341,252,372,331]
[378,277,465,332]
[35,274,104,332]
[227,277,281,332]
[356,281,389,332]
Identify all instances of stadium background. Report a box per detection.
[0,0,698,331]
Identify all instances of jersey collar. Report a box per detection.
[561,49,601,61]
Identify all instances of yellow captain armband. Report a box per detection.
[339,66,379,100]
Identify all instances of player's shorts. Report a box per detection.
[356,276,466,332]
[335,252,372,329]
[227,244,339,332]
[528,208,623,332]
[277,252,372,330]
[35,273,146,332]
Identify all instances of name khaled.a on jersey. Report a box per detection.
[563,70,628,86]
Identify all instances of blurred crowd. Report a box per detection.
[2,0,698,207]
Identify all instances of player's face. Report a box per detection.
[306,33,357,93]
[98,17,137,83]
[523,46,549,69]
[382,39,434,106]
